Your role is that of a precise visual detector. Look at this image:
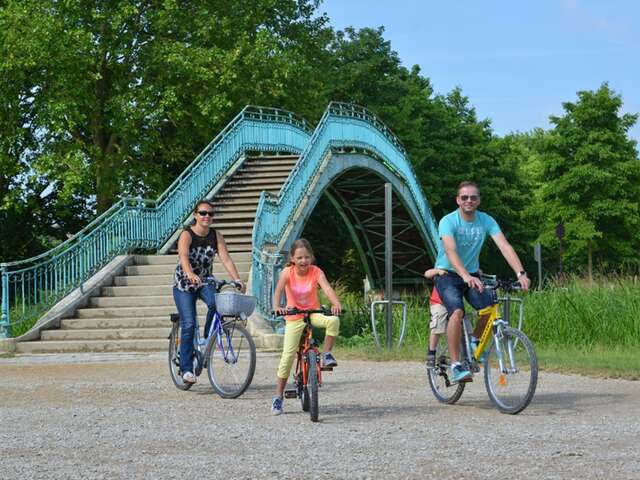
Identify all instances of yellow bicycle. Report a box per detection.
[427,276,538,414]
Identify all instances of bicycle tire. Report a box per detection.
[206,321,256,398]
[426,334,465,404]
[298,370,309,412]
[168,323,193,391]
[484,326,538,414]
[307,350,319,422]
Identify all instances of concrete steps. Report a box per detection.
[16,154,297,354]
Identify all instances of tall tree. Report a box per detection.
[0,0,330,216]
[530,83,640,278]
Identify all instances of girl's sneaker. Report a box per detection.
[323,352,338,367]
[182,371,197,384]
[271,396,284,415]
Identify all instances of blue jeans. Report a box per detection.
[434,271,494,316]
[172,285,217,374]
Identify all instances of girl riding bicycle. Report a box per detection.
[271,238,342,415]
[173,199,245,385]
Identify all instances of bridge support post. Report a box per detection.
[384,183,393,349]
[1,265,11,338]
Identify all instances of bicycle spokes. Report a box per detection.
[484,327,538,414]
[207,322,256,399]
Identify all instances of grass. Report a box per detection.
[326,276,640,379]
[524,276,640,348]
[536,345,640,380]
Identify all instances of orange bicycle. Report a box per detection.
[276,307,336,422]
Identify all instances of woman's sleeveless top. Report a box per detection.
[173,227,218,293]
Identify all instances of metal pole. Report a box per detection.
[1,265,11,338]
[384,183,393,349]
[534,242,542,290]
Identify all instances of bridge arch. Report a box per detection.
[284,153,435,288]
[252,103,440,313]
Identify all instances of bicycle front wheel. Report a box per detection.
[307,350,319,422]
[298,370,309,412]
[484,327,538,414]
[427,334,465,404]
[207,322,256,398]
[168,322,193,391]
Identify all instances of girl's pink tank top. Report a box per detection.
[284,265,322,321]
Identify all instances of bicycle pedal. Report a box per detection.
[461,376,474,383]
[320,366,334,371]
[284,389,297,399]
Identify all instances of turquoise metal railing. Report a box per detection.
[0,106,311,338]
[251,102,439,315]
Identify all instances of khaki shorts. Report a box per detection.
[429,303,448,334]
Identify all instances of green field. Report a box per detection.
[329,277,640,379]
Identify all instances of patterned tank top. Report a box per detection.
[173,227,218,293]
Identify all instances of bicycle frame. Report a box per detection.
[187,278,244,370]
[471,295,520,376]
[293,315,323,390]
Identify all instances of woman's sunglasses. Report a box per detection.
[197,210,215,217]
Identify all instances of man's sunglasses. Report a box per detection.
[197,210,215,217]
[459,195,479,202]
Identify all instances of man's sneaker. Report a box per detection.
[323,352,338,368]
[271,396,283,415]
[426,353,436,369]
[451,364,472,383]
[182,371,197,384]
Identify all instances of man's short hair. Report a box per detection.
[457,181,479,193]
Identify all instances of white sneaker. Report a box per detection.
[271,396,283,415]
[182,371,197,384]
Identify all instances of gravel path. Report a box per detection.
[1,352,639,479]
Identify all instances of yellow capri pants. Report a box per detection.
[276,313,340,379]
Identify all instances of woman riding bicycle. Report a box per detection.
[173,199,245,385]
[271,238,342,415]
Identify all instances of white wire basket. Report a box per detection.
[215,292,257,317]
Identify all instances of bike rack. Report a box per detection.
[370,300,407,348]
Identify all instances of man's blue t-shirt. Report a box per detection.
[434,210,501,274]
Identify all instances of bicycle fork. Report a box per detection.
[493,321,519,374]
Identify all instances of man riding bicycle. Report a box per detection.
[432,181,530,382]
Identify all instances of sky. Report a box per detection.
[320,0,640,143]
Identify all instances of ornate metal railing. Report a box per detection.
[0,106,311,338]
[251,102,439,315]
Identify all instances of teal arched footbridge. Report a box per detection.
[0,103,439,345]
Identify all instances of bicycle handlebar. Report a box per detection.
[271,306,344,316]
[479,274,522,292]
[202,276,243,291]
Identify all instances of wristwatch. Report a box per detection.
[517,271,527,279]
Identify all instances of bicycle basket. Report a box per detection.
[214,292,257,317]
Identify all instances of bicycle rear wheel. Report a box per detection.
[484,327,538,414]
[307,350,319,422]
[168,323,193,391]
[426,334,465,404]
[207,321,256,398]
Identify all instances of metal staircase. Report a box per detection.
[14,154,298,353]
[211,154,299,254]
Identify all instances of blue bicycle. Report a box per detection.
[168,278,257,398]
